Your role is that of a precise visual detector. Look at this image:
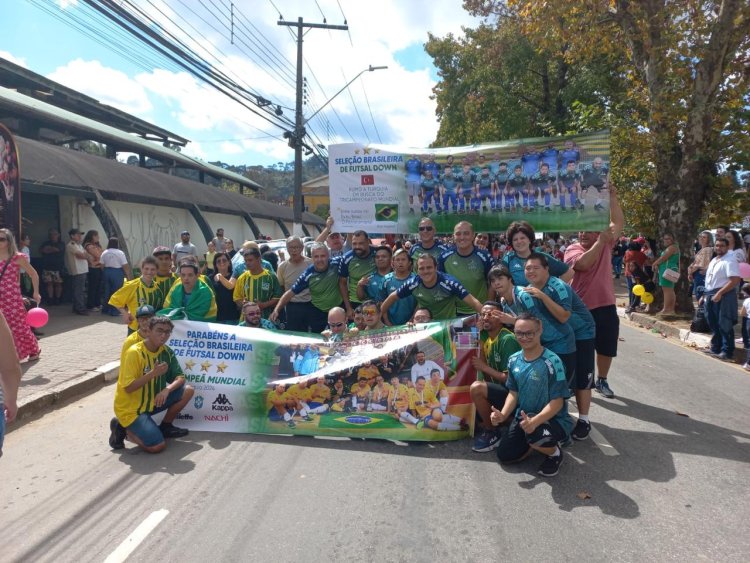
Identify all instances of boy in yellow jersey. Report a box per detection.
[286,379,314,421]
[307,376,331,414]
[153,246,178,297]
[267,384,297,428]
[411,376,467,431]
[120,305,155,365]
[109,256,164,334]
[350,377,371,411]
[367,375,391,412]
[109,317,193,453]
[426,369,449,411]
[388,375,413,423]
[232,248,281,320]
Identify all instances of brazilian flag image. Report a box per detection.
[375,203,398,222]
[318,412,405,430]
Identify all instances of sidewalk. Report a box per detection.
[14,303,126,424]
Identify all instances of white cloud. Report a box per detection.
[220,141,244,155]
[47,59,153,115]
[57,0,78,8]
[0,51,27,68]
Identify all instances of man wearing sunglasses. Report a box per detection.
[409,218,447,274]
[490,313,571,477]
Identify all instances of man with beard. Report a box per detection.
[339,230,376,320]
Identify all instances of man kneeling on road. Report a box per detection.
[110,316,193,453]
[490,312,572,477]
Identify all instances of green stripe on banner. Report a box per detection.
[318,412,405,430]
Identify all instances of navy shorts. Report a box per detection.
[496,416,567,463]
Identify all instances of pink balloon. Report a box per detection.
[27,307,49,328]
[740,262,750,279]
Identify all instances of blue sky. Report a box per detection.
[4,0,479,166]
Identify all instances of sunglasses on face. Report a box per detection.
[418,226,434,232]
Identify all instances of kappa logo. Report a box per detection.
[212,394,234,411]
[542,428,551,437]
[194,395,204,409]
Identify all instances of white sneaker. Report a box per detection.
[743,363,750,371]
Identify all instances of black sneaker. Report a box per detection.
[595,378,615,398]
[109,417,126,450]
[572,419,591,441]
[538,450,563,477]
[159,422,189,438]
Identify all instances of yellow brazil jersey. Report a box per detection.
[232,269,281,319]
[409,387,438,418]
[350,382,371,399]
[356,364,380,384]
[286,383,311,403]
[120,330,145,365]
[371,383,392,403]
[113,342,184,427]
[426,379,448,398]
[109,277,165,331]
[155,273,178,299]
[388,383,410,411]
[309,384,331,403]
[267,389,289,410]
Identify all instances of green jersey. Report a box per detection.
[338,247,377,304]
[409,241,448,273]
[396,272,469,320]
[439,247,492,314]
[479,328,521,381]
[292,258,343,312]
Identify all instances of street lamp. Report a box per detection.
[290,65,388,234]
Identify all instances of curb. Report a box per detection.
[617,307,746,363]
[14,361,120,425]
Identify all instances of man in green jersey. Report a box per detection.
[409,218,447,274]
[381,254,482,322]
[338,230,376,320]
[271,243,342,332]
[439,221,492,315]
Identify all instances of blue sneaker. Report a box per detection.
[595,378,615,398]
[472,429,500,452]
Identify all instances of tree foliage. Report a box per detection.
[431,0,749,312]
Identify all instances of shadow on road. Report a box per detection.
[116,439,203,475]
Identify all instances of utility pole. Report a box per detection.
[278,17,348,235]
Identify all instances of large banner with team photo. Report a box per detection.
[329,130,610,234]
[168,320,478,441]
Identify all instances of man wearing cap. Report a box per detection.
[172,231,197,269]
[315,216,350,259]
[153,246,178,296]
[120,305,155,365]
[232,248,281,320]
[65,228,89,315]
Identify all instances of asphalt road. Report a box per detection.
[1,323,749,562]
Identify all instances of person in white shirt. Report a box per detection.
[701,236,741,360]
[410,350,444,384]
[65,228,89,315]
[100,237,132,316]
[172,231,198,269]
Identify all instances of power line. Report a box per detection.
[360,79,382,143]
[340,69,371,142]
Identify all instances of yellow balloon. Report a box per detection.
[633,284,645,296]
[641,292,654,304]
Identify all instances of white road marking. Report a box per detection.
[105,509,169,563]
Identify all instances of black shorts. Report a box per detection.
[556,351,576,392]
[496,417,567,463]
[572,338,595,390]
[486,382,509,409]
[590,305,619,357]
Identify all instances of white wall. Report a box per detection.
[201,211,253,246]
[107,200,205,265]
[254,218,285,240]
[59,195,105,243]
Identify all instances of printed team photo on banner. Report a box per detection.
[167,319,478,441]
[329,130,610,233]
